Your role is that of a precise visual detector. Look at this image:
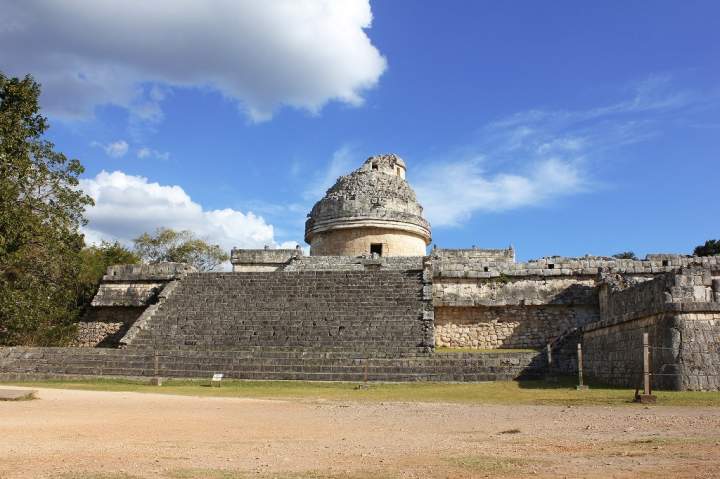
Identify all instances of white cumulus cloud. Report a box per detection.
[79,171,280,254]
[0,0,387,122]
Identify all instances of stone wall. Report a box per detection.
[597,266,719,328]
[434,277,597,307]
[431,252,719,352]
[75,307,145,347]
[0,347,546,382]
[92,262,195,307]
[75,321,127,348]
[583,266,720,390]
[673,312,720,390]
[230,248,301,272]
[432,252,720,279]
[78,263,196,347]
[431,247,515,266]
[435,305,598,349]
[308,226,428,257]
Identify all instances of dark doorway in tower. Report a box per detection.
[370,243,383,256]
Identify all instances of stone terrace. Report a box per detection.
[125,270,435,354]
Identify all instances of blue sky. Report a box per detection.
[3,1,718,260]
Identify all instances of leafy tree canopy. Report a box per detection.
[133,228,229,271]
[612,251,638,260]
[0,72,94,345]
[76,241,140,313]
[693,239,720,257]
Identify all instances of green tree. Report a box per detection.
[133,227,229,271]
[76,241,140,314]
[693,239,720,257]
[0,73,94,345]
[612,251,637,260]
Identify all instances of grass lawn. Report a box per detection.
[3,376,720,406]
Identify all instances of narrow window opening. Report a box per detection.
[548,263,555,269]
[483,266,489,272]
[371,163,378,170]
[370,243,383,256]
[662,260,669,266]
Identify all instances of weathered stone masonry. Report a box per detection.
[432,250,720,352]
[583,265,720,390]
[126,270,434,353]
[75,263,195,347]
[2,153,719,389]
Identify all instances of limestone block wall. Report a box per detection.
[435,305,598,349]
[431,252,719,352]
[230,248,300,272]
[309,226,427,257]
[431,247,515,266]
[583,311,720,390]
[583,313,672,388]
[433,251,719,280]
[78,263,196,347]
[583,266,720,390]
[673,312,720,390]
[434,277,598,307]
[75,307,145,347]
[0,347,546,382]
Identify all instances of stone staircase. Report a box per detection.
[0,269,547,382]
[0,347,545,382]
[124,271,433,354]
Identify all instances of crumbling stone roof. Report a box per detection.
[305,154,431,243]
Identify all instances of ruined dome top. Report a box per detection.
[304,154,431,244]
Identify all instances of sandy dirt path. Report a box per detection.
[1,387,719,478]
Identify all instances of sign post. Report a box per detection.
[576,343,589,390]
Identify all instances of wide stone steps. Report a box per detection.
[126,270,431,353]
[0,347,545,382]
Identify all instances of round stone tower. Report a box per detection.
[305,153,432,257]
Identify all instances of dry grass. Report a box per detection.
[3,376,720,406]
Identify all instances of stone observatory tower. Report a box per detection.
[305,153,432,256]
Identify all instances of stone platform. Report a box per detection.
[0,347,545,382]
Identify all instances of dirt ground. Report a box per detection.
[1,388,719,479]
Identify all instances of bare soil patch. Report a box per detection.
[1,387,719,478]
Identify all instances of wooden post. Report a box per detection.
[576,343,589,390]
[643,332,651,396]
[546,343,553,368]
[151,351,162,386]
[634,332,656,403]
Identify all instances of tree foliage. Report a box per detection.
[76,241,140,314]
[612,251,637,260]
[0,73,94,345]
[133,228,229,271]
[693,239,720,257]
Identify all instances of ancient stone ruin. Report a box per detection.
[1,154,718,389]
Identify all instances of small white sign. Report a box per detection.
[212,373,223,382]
